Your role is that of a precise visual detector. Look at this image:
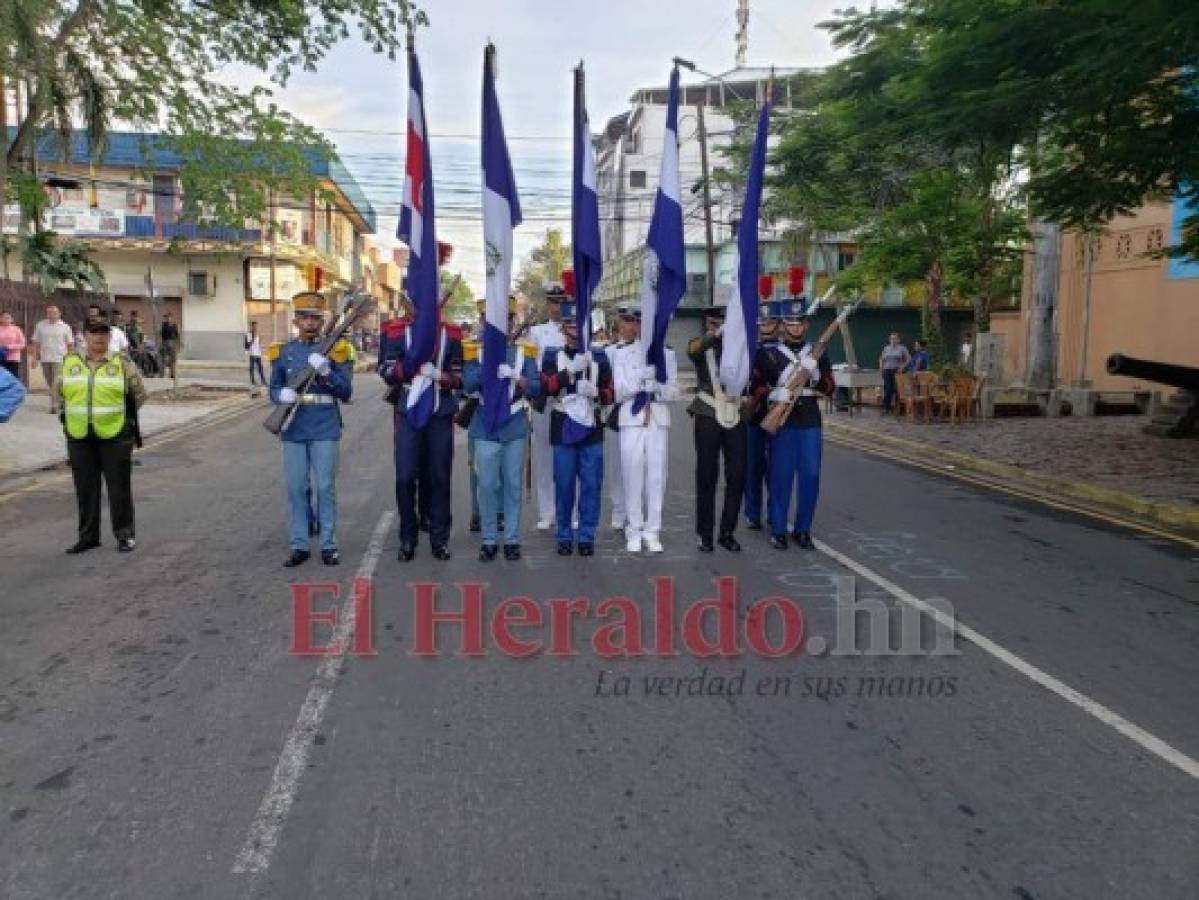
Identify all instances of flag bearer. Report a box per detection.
[603,302,638,531]
[744,299,783,531]
[528,286,566,530]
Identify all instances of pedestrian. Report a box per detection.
[905,339,929,374]
[245,320,266,386]
[539,301,614,557]
[0,363,26,422]
[744,300,782,531]
[126,311,145,351]
[378,298,464,562]
[269,292,353,567]
[30,305,75,414]
[159,311,181,378]
[960,334,974,370]
[878,331,911,414]
[528,285,566,531]
[612,305,680,554]
[107,309,130,355]
[462,302,540,561]
[688,304,747,553]
[603,303,638,531]
[58,320,147,554]
[752,298,834,550]
[0,310,26,378]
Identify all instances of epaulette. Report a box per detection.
[329,338,352,363]
[380,318,408,340]
[444,323,464,341]
[266,341,285,362]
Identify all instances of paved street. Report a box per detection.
[1,378,1196,900]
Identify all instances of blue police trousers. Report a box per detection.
[767,426,822,537]
[553,442,603,545]
[284,440,338,551]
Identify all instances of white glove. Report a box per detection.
[768,387,791,404]
[419,361,438,379]
[575,378,598,399]
[278,386,298,404]
[800,354,820,376]
[640,377,658,393]
[568,353,590,374]
[307,352,331,376]
[496,363,517,380]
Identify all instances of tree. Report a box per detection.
[20,230,106,294]
[439,269,475,326]
[515,228,570,312]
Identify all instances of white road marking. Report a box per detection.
[232,511,395,875]
[816,538,1199,781]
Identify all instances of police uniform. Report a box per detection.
[528,287,567,529]
[611,309,680,553]
[750,298,833,550]
[687,305,747,552]
[269,293,353,566]
[539,301,614,556]
[379,315,464,560]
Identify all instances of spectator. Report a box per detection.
[961,334,974,369]
[878,331,911,414]
[0,310,27,378]
[905,339,930,374]
[160,311,181,379]
[126,311,145,349]
[107,310,130,355]
[245,320,266,386]
[0,363,26,422]
[31,305,75,414]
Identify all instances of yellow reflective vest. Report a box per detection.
[61,352,128,439]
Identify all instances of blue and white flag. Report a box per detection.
[481,44,523,437]
[635,64,686,415]
[572,64,603,353]
[721,97,770,397]
[398,41,440,429]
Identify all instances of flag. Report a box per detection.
[481,43,523,437]
[721,97,770,397]
[635,64,686,415]
[572,64,603,353]
[398,40,440,429]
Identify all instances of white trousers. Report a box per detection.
[606,429,625,525]
[620,425,668,541]
[531,409,556,523]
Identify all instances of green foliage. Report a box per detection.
[440,269,475,325]
[516,228,571,313]
[20,230,107,294]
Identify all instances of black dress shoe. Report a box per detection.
[697,536,715,553]
[793,531,815,550]
[432,545,452,561]
[578,542,594,557]
[746,518,763,531]
[321,549,341,565]
[479,544,498,562]
[718,533,741,552]
[469,515,481,533]
[503,543,521,561]
[769,534,789,550]
[284,549,311,567]
[118,538,136,553]
[557,541,574,556]
[397,543,415,562]
[65,540,101,555]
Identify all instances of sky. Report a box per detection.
[259,0,855,294]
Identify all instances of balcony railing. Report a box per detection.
[121,215,262,243]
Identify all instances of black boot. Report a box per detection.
[578,542,594,557]
[793,531,815,550]
[557,540,574,556]
[432,545,452,561]
[397,543,415,562]
[321,549,341,565]
[503,543,521,561]
[65,539,101,555]
[769,534,788,550]
[697,536,714,553]
[718,533,741,552]
[479,544,498,562]
[284,549,311,567]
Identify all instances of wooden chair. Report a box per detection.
[946,374,977,424]
[897,373,933,423]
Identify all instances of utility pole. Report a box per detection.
[736,0,749,68]
[696,101,716,307]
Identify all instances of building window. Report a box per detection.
[837,251,856,271]
[630,170,647,189]
[188,271,211,296]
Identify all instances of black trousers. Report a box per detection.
[395,413,453,547]
[694,414,747,541]
[249,356,266,385]
[882,368,898,412]
[67,434,135,543]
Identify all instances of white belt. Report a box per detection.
[795,389,819,398]
[298,394,338,405]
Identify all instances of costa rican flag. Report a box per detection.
[572,64,603,352]
[481,44,523,437]
[635,64,686,415]
[398,40,440,429]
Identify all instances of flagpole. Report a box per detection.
[573,61,586,354]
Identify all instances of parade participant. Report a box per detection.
[463,298,486,532]
[751,298,834,550]
[379,297,464,562]
[57,321,147,553]
[744,299,782,530]
[539,301,613,557]
[612,306,680,554]
[462,301,540,561]
[687,304,746,553]
[268,292,353,567]
[528,285,566,530]
[603,303,638,531]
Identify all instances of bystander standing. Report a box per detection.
[878,331,911,414]
[30,305,75,414]
[0,310,26,379]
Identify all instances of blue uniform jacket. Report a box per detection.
[377,323,464,420]
[269,339,353,442]
[462,347,541,442]
[749,339,833,430]
[0,365,26,423]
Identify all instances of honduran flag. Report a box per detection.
[398,38,440,429]
[720,93,770,398]
[572,64,603,353]
[635,64,686,415]
[481,44,523,437]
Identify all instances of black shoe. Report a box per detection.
[479,544,498,562]
[432,545,452,561]
[321,549,341,566]
[793,531,815,550]
[65,540,100,555]
[746,518,763,531]
[557,541,574,556]
[718,533,741,552]
[503,543,521,561]
[397,543,415,562]
[284,549,311,567]
[578,542,594,557]
[770,534,788,550]
[469,515,481,533]
[697,536,714,553]
[118,538,136,553]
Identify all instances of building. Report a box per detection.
[4,130,376,360]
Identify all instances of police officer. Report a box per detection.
[744,299,782,531]
[751,298,834,550]
[58,320,147,554]
[528,286,566,531]
[379,304,464,561]
[687,304,746,553]
[603,302,638,531]
[270,292,353,567]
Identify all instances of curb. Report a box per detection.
[825,420,1199,537]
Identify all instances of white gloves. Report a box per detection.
[640,377,658,393]
[800,354,820,376]
[575,378,598,399]
[568,352,591,374]
[278,386,298,404]
[307,352,331,376]
[419,361,438,379]
[768,387,791,404]
[639,364,657,381]
[496,363,517,380]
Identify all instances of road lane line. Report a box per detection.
[815,538,1199,781]
[232,510,395,875]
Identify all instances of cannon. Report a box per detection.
[1106,353,1199,437]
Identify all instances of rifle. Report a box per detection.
[264,292,375,436]
[760,294,857,436]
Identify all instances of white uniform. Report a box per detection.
[529,319,565,526]
[612,341,680,551]
[603,340,628,528]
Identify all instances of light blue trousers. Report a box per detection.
[284,440,339,551]
[475,436,526,545]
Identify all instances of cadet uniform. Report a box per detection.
[528,287,567,529]
[269,293,353,566]
[744,301,782,530]
[601,304,634,531]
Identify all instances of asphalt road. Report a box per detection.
[1,378,1196,900]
